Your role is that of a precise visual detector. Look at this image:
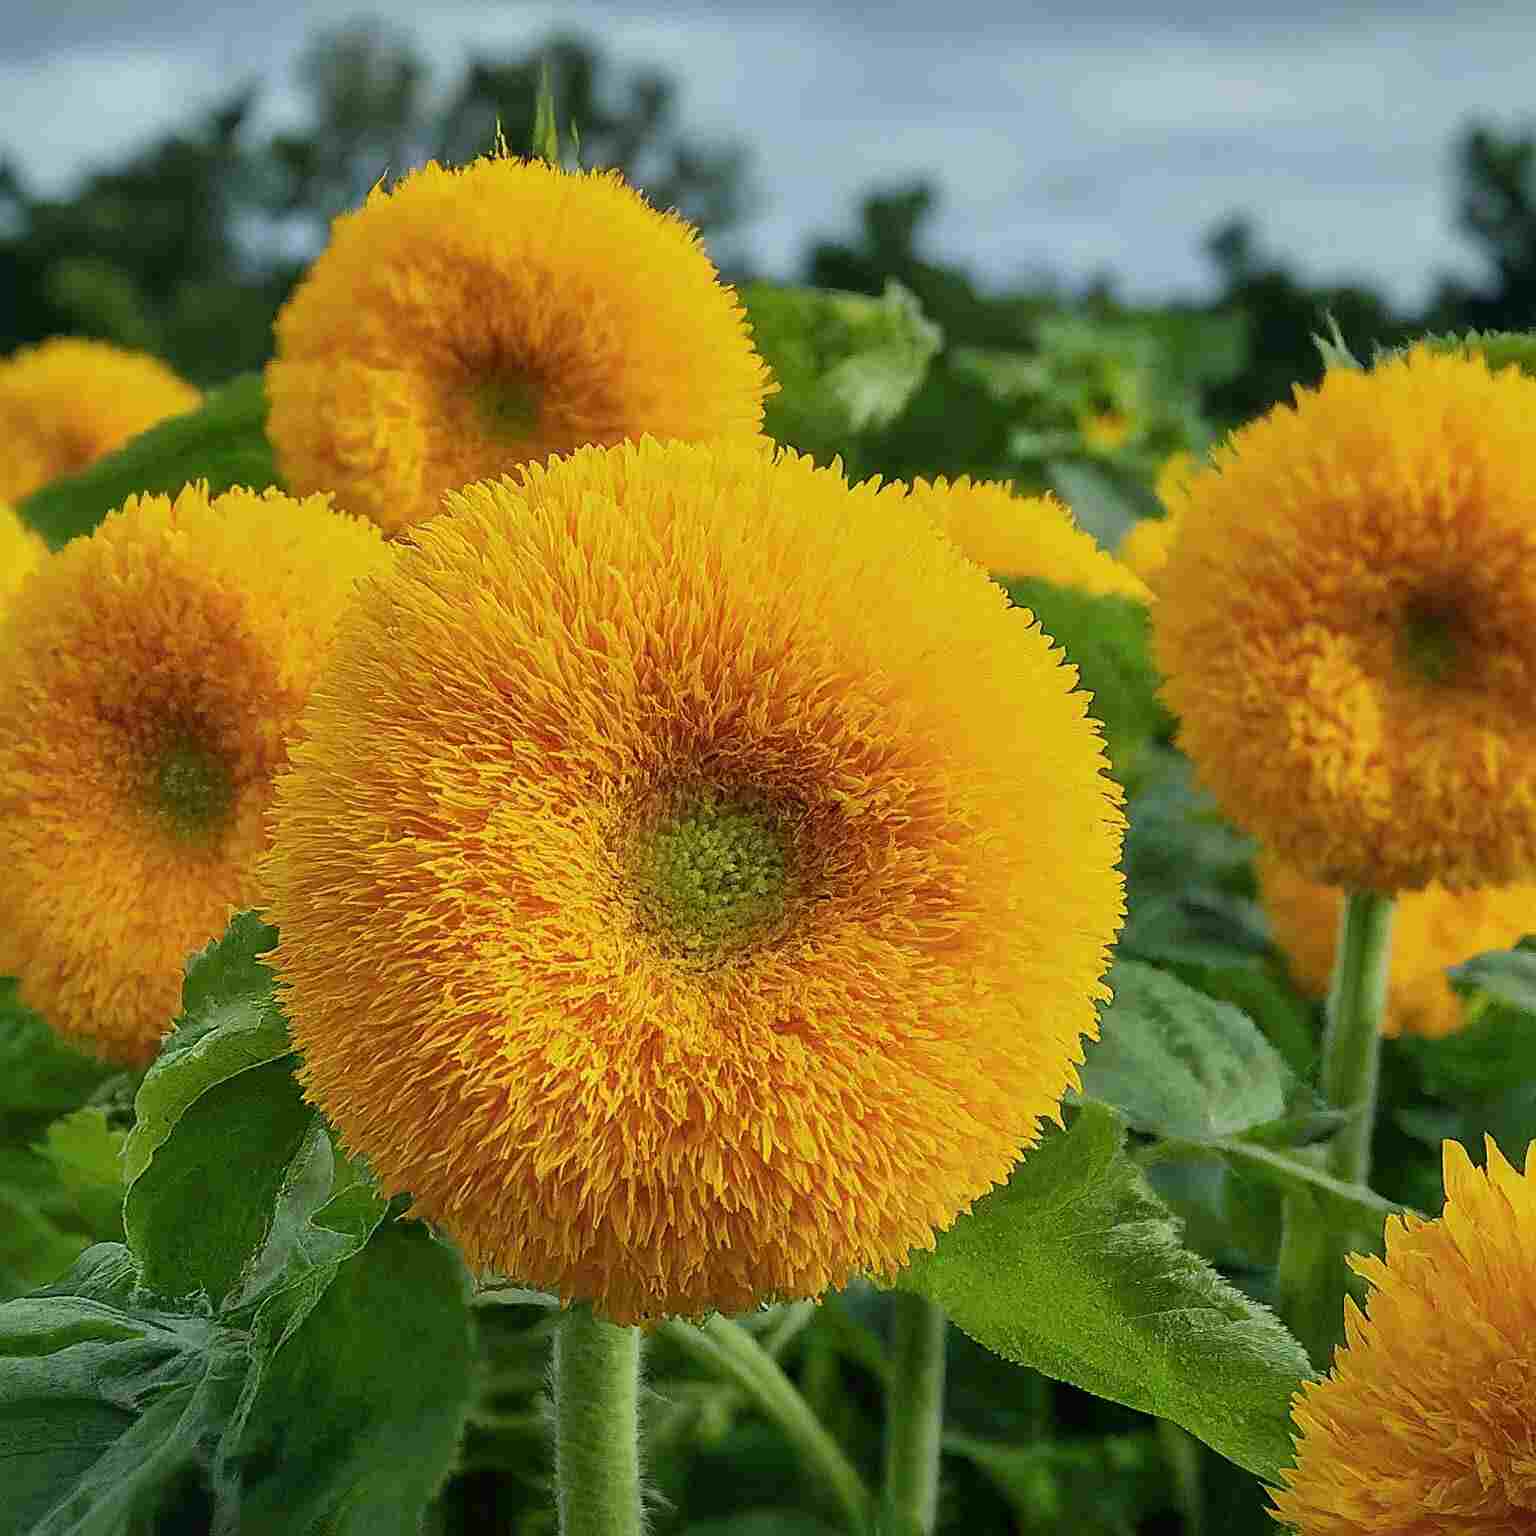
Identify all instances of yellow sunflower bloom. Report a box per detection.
[266,155,774,537]
[1154,346,1536,891]
[1078,408,1132,453]
[902,476,1151,601]
[0,483,391,1064]
[1258,851,1536,1039]
[0,338,200,502]
[1272,1137,1536,1533]
[262,436,1126,1323]
[1,502,47,612]
[1118,451,1197,589]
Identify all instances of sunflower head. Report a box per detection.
[901,476,1151,601]
[1272,1137,1536,1533]
[1258,851,1536,1039]
[262,436,1126,1323]
[1154,345,1536,892]
[0,338,200,502]
[0,483,392,1064]
[0,502,47,613]
[266,154,775,536]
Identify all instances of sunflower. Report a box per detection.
[1118,451,1197,589]
[1154,346,1536,891]
[1271,1137,1536,1533]
[0,502,46,612]
[0,338,200,502]
[1258,851,1536,1039]
[262,436,1125,1324]
[901,476,1150,601]
[0,483,391,1064]
[266,154,774,537]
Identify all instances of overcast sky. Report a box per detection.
[2,0,1529,307]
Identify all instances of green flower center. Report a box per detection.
[1398,601,1460,685]
[629,789,794,958]
[153,737,234,841]
[475,369,542,438]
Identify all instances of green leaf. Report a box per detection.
[1448,939,1536,1016]
[530,60,560,163]
[219,1221,475,1535]
[0,981,114,1142]
[123,912,318,1307]
[17,373,278,549]
[997,581,1168,787]
[1079,962,1297,1141]
[0,1243,237,1536]
[35,1107,127,1241]
[682,1517,842,1536]
[744,280,941,460]
[896,1103,1312,1482]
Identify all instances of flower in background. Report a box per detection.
[1154,346,1536,891]
[0,504,46,613]
[1257,851,1536,1038]
[902,476,1150,601]
[0,484,391,1064]
[0,339,201,502]
[1077,407,1133,454]
[262,437,1125,1323]
[1272,1137,1536,1533]
[266,154,774,536]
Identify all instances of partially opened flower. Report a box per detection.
[0,483,391,1064]
[0,503,46,612]
[901,475,1150,600]
[1154,346,1536,891]
[262,436,1126,1323]
[1272,1137,1536,1533]
[1258,851,1536,1038]
[0,338,201,502]
[266,154,774,536]
[1117,451,1196,590]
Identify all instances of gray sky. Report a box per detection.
[2,0,1529,307]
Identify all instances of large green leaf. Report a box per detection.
[219,1221,475,1535]
[122,914,316,1308]
[17,373,278,549]
[0,1243,238,1536]
[896,1103,1312,1482]
[1079,961,1298,1142]
[745,280,941,462]
[0,983,114,1143]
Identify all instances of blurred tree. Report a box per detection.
[1196,215,1411,427]
[1425,122,1536,332]
[435,32,752,238]
[0,26,753,384]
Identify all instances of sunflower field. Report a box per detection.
[6,91,1536,1536]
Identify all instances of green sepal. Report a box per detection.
[895,1102,1312,1482]
[17,372,279,549]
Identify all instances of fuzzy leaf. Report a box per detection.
[218,1221,475,1535]
[895,1103,1312,1482]
[123,913,317,1307]
[17,373,278,549]
[1078,961,1298,1141]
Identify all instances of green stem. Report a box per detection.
[661,1315,874,1533]
[551,1306,643,1536]
[1319,888,1396,1186]
[1275,887,1395,1368]
[883,1292,947,1536]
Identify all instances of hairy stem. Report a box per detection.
[883,1292,947,1536]
[551,1306,643,1536]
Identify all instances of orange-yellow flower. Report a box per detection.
[1118,451,1197,590]
[0,338,200,502]
[1154,347,1536,891]
[1257,851,1536,1038]
[0,483,391,1064]
[1272,1137,1536,1533]
[0,503,46,612]
[262,436,1126,1323]
[901,476,1150,601]
[266,154,774,536]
